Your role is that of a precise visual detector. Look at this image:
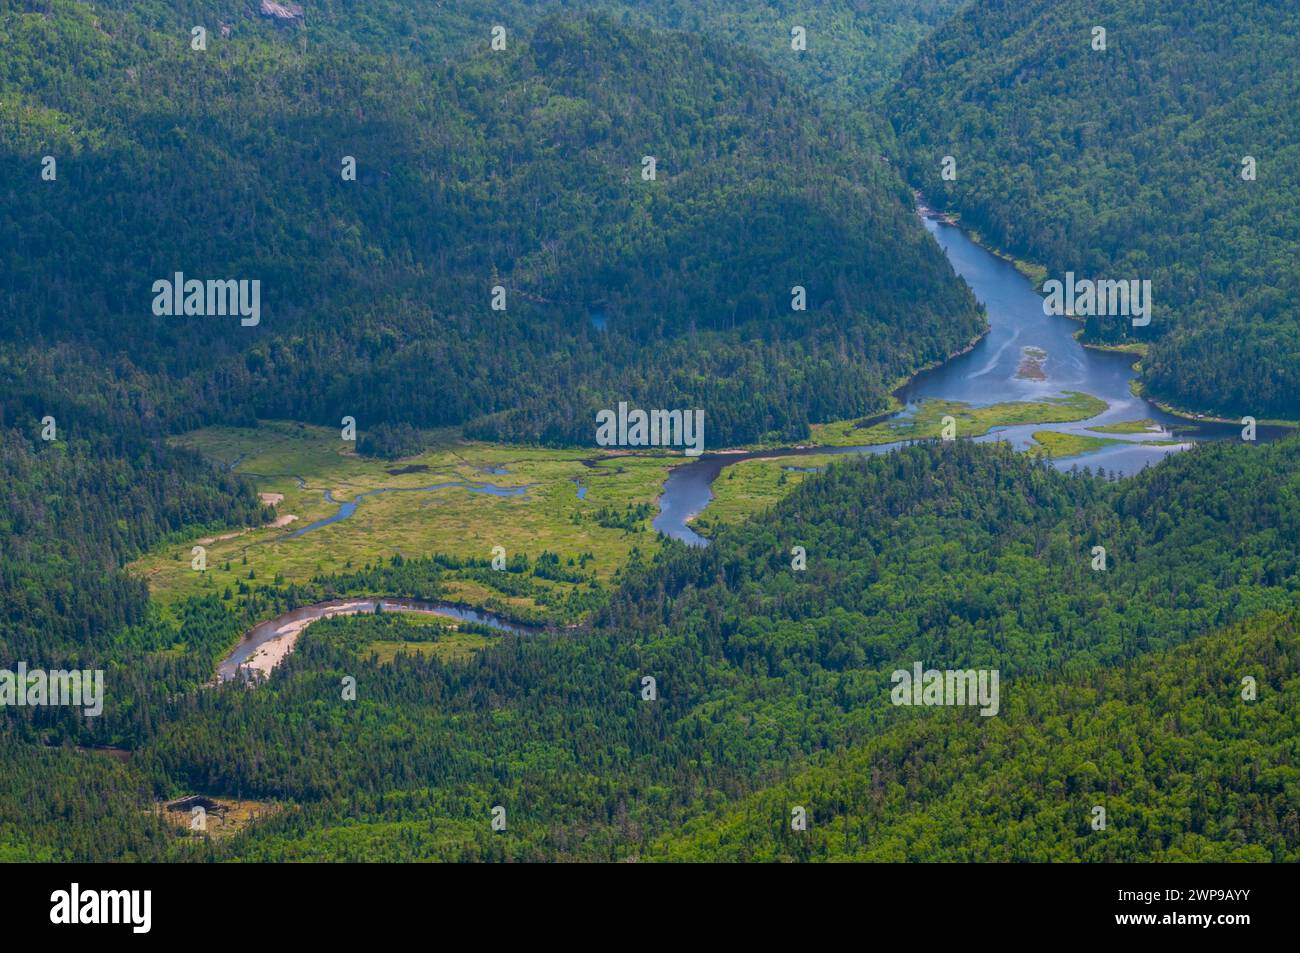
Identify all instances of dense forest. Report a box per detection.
[0,1,980,706]
[654,609,1300,861]
[5,439,1298,860]
[887,0,1300,418]
[2,0,982,449]
[85,0,967,99]
[2,1,1297,866]
[0,347,267,665]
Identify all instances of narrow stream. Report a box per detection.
[216,598,532,683]
[289,482,533,539]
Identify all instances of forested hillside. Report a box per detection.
[2,1,980,446]
[654,609,1300,862]
[0,348,266,666]
[6,438,1299,861]
[0,1,982,680]
[4,0,1296,869]
[88,0,967,98]
[886,0,1300,418]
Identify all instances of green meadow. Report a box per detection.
[364,624,493,665]
[1087,418,1163,434]
[809,392,1107,447]
[1029,430,1124,458]
[130,422,681,618]
[691,455,840,537]
[132,395,1173,619]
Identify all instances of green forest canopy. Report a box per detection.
[887,0,1300,419]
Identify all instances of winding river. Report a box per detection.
[652,212,1274,546]
[216,598,532,683]
[219,209,1281,677]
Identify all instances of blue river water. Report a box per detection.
[219,212,1278,677]
[651,212,1272,546]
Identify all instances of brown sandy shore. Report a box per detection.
[216,598,531,683]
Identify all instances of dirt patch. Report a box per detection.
[1015,346,1048,381]
[197,529,248,546]
[157,796,281,839]
[197,508,296,544]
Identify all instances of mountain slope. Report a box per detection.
[139,438,1300,860]
[1,2,983,446]
[0,2,983,661]
[886,0,1300,418]
[88,0,968,98]
[7,437,1294,861]
[652,608,1300,862]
